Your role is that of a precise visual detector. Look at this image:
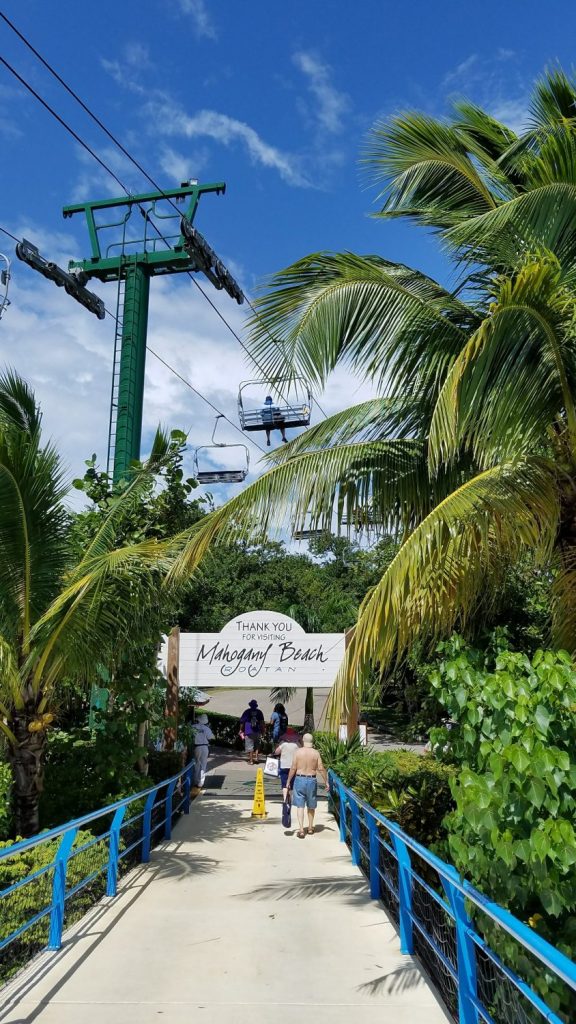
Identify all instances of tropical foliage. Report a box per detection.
[0,373,176,836]
[168,68,576,718]
[429,636,576,1019]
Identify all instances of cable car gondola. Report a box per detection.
[238,378,312,433]
[194,415,249,485]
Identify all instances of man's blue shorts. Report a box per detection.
[292,775,318,809]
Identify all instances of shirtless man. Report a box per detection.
[286,733,328,838]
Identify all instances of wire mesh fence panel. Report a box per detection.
[63,827,110,931]
[411,875,458,1020]
[0,840,57,985]
[118,798,147,871]
[376,826,400,923]
[473,907,575,1024]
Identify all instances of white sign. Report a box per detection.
[161,610,345,689]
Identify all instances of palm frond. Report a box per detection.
[0,369,42,436]
[429,256,576,468]
[264,399,426,464]
[362,112,512,228]
[247,252,473,398]
[445,182,576,270]
[327,458,560,722]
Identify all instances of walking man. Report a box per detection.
[191,713,214,789]
[239,699,265,765]
[287,733,328,838]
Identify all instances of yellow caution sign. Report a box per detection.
[251,767,267,818]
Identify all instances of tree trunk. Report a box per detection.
[303,687,315,732]
[8,709,46,838]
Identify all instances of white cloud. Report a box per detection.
[176,0,216,40]
[443,54,478,89]
[489,98,529,135]
[150,103,310,188]
[293,50,350,134]
[441,51,528,135]
[159,144,209,184]
[124,42,151,69]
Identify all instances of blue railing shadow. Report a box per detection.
[328,770,576,1024]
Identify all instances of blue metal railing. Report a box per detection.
[328,771,576,1024]
[0,761,194,983]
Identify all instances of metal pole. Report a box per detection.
[164,626,180,751]
[113,260,150,483]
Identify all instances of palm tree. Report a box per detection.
[0,372,171,836]
[170,69,576,719]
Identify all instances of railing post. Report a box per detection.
[350,798,361,866]
[337,784,347,843]
[183,766,193,813]
[48,826,78,949]
[444,874,479,1024]
[368,815,380,899]
[391,832,414,954]
[164,779,178,839]
[106,805,126,897]
[142,786,160,863]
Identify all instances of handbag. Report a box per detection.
[263,755,279,777]
[282,796,292,828]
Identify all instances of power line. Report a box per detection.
[0,16,328,421]
[0,220,267,456]
[0,224,20,244]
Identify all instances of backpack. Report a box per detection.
[278,712,288,735]
[250,709,261,731]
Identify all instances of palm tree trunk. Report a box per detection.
[303,687,315,732]
[8,710,46,838]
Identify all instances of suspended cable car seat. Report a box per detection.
[238,379,312,431]
[194,415,250,485]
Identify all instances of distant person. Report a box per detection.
[261,395,287,446]
[287,733,328,838]
[191,713,214,789]
[269,702,289,742]
[239,699,265,765]
[275,728,301,801]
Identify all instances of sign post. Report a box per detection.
[164,625,180,751]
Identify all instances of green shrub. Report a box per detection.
[202,711,245,750]
[0,829,109,984]
[146,749,185,784]
[316,732,455,848]
[430,638,576,1020]
[40,730,143,829]
[0,761,12,841]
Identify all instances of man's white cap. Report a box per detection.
[198,713,209,725]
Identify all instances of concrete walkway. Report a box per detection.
[1,758,449,1023]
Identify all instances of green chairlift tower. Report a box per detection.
[60,180,244,482]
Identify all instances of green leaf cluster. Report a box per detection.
[429,640,576,1003]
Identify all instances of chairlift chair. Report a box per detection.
[0,253,11,320]
[194,415,249,485]
[238,378,312,431]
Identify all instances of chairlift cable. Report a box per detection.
[0,220,268,456]
[0,19,328,422]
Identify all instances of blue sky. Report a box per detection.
[0,0,573,496]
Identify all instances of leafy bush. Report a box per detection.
[0,760,12,841]
[0,829,108,984]
[202,711,245,750]
[146,749,185,784]
[430,638,576,1019]
[40,730,143,829]
[316,733,454,847]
